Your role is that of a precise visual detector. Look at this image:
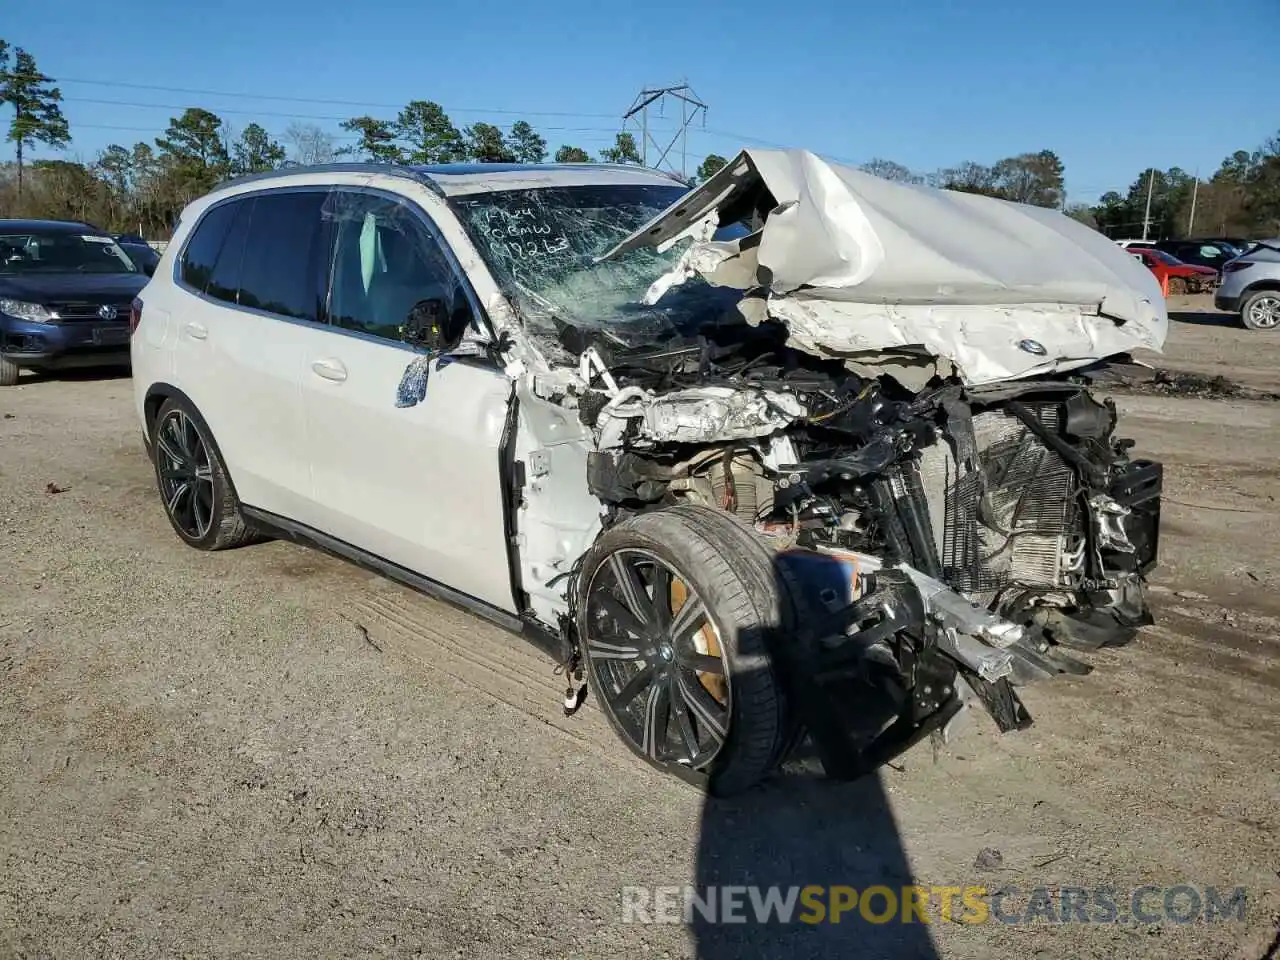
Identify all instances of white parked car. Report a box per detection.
[131,152,1167,794]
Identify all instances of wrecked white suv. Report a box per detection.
[131,150,1166,795]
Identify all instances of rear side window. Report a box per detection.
[179,202,236,292]
[205,200,253,304]
[237,191,328,321]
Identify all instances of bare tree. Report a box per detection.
[284,122,336,166]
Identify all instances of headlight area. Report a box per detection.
[0,299,55,323]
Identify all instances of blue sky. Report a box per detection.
[10,0,1278,201]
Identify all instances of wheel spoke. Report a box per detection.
[669,593,708,648]
[593,591,653,642]
[678,670,728,743]
[668,673,701,758]
[192,481,213,535]
[649,564,673,630]
[181,415,201,461]
[155,431,185,469]
[609,553,654,626]
[165,480,190,517]
[611,663,655,708]
[586,638,643,662]
[639,680,670,759]
[677,651,725,675]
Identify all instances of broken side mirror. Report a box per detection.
[402,298,447,352]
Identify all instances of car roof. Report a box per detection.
[217,161,688,198]
[0,218,102,233]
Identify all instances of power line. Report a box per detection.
[59,97,663,136]
[0,71,620,119]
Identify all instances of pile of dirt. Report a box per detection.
[1117,368,1279,402]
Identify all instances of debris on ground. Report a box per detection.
[1115,368,1280,402]
[45,482,68,495]
[974,847,1004,870]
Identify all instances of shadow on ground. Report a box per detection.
[11,365,132,387]
[1168,309,1241,328]
[689,555,943,959]
[693,769,939,959]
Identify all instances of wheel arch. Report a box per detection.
[144,383,247,504]
[1241,278,1280,297]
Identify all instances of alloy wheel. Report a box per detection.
[1247,295,1280,329]
[155,409,215,540]
[583,549,731,769]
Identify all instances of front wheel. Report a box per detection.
[0,355,19,386]
[576,504,791,796]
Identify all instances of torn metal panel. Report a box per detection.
[601,149,1168,385]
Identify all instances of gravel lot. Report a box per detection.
[1,295,1277,959]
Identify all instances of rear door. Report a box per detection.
[171,189,329,519]
[300,188,515,612]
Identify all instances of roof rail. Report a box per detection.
[216,162,439,193]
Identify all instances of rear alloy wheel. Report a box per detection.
[1241,290,1280,330]
[577,505,790,795]
[152,397,260,551]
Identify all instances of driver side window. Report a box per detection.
[324,191,470,346]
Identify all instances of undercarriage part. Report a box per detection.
[966,676,1032,732]
[703,452,774,525]
[773,555,962,780]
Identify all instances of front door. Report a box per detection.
[300,189,515,613]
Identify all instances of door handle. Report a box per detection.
[311,358,347,383]
[183,321,208,340]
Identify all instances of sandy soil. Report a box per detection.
[1,295,1277,959]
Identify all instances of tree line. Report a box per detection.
[1,38,1275,242]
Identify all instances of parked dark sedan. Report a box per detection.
[115,238,162,276]
[0,219,148,386]
[1152,239,1240,271]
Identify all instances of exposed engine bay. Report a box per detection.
[530,312,1161,764]
[486,148,1167,782]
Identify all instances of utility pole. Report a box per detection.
[1187,171,1200,236]
[622,82,708,179]
[1141,169,1156,241]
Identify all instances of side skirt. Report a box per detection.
[240,506,563,659]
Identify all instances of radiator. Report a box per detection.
[917,403,1077,601]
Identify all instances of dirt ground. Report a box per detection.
[1,294,1277,959]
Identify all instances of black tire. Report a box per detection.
[1240,289,1280,331]
[0,355,19,387]
[151,397,260,551]
[576,504,791,796]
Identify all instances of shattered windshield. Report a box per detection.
[450,184,742,359]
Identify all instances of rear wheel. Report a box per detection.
[0,356,19,386]
[1240,290,1280,330]
[576,504,790,795]
[151,397,259,551]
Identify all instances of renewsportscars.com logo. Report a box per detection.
[621,884,1248,926]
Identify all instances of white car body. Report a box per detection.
[131,152,1166,791]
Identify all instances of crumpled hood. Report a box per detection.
[599,149,1167,384]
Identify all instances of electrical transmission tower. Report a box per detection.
[622,82,707,179]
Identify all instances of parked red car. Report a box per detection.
[1127,247,1218,295]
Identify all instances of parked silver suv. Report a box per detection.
[1215,239,1280,329]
